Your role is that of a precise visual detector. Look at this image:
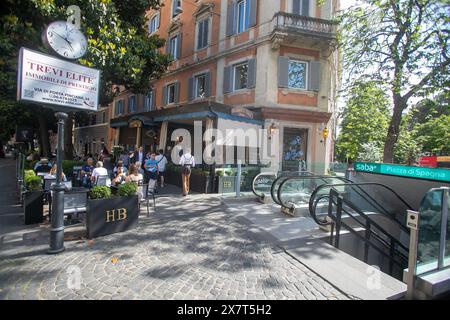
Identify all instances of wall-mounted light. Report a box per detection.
[268,123,277,140]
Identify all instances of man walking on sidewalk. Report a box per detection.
[179,149,195,197]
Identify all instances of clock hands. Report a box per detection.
[50,31,74,53]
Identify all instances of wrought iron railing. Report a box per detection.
[272,12,337,37]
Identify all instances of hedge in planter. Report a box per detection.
[86,183,138,239]
[23,173,44,225]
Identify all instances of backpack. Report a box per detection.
[181,155,193,175]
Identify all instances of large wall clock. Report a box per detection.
[44,21,88,60]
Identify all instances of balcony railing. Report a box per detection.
[272,12,337,39]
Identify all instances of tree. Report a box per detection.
[394,114,421,165]
[340,0,450,163]
[414,114,450,154]
[0,0,171,157]
[336,81,391,162]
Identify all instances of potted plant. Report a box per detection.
[23,171,44,225]
[86,182,139,239]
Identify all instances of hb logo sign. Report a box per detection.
[106,208,127,223]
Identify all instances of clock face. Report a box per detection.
[46,21,88,59]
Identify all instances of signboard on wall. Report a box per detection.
[17,48,100,111]
[354,162,450,183]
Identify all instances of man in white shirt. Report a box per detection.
[91,161,109,184]
[179,149,195,196]
[155,149,168,188]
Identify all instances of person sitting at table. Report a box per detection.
[112,166,127,186]
[135,161,145,175]
[126,164,144,200]
[91,161,108,184]
[44,164,67,181]
[34,158,52,174]
[81,157,95,187]
[113,160,128,175]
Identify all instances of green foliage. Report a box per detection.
[118,182,137,197]
[414,115,450,154]
[25,175,42,192]
[89,186,111,199]
[215,170,224,177]
[357,142,383,163]
[336,81,390,161]
[24,169,36,180]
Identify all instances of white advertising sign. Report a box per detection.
[17,47,100,111]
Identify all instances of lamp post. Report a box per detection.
[48,112,68,254]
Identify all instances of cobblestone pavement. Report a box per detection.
[0,194,355,300]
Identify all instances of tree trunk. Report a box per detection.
[37,113,51,158]
[383,97,407,163]
[64,113,74,160]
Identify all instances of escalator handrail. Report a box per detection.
[277,175,353,207]
[309,182,413,232]
[328,188,409,264]
[311,193,410,261]
[279,175,399,221]
[269,171,315,204]
[251,172,278,197]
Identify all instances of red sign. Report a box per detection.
[418,156,438,168]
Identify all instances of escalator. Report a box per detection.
[251,171,313,201]
[308,182,414,279]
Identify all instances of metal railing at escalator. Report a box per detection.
[251,171,314,200]
[276,176,352,210]
[308,182,414,276]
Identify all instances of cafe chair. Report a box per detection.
[95,175,111,187]
[138,180,155,217]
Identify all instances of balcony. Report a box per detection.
[271,12,337,48]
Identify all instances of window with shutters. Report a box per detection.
[233,62,249,91]
[167,83,177,104]
[194,74,207,99]
[169,35,179,60]
[145,90,154,111]
[288,60,308,89]
[128,95,137,113]
[196,18,210,50]
[149,13,160,34]
[237,0,250,34]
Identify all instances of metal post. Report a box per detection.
[438,188,449,269]
[236,160,242,198]
[48,112,67,254]
[406,210,420,300]
[335,197,343,249]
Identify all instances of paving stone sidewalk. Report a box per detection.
[0,159,353,300]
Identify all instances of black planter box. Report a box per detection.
[86,195,139,239]
[24,190,44,225]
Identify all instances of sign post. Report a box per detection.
[405,210,420,300]
[48,112,68,254]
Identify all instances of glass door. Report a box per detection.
[282,127,308,172]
